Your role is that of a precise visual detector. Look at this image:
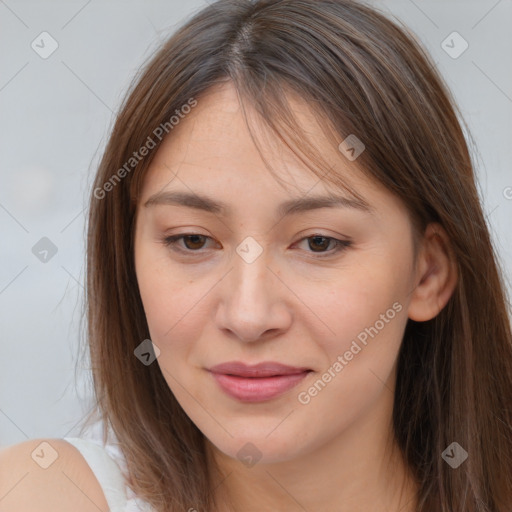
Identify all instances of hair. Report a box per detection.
[78,0,512,510]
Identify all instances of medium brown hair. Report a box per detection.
[79,0,512,510]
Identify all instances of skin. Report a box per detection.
[133,81,457,512]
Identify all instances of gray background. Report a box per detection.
[1,0,511,447]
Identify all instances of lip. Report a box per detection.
[208,361,312,402]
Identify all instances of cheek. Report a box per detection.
[135,240,185,342]
[293,277,407,441]
[135,243,217,369]
[138,271,204,346]
[303,257,408,356]
[298,250,410,403]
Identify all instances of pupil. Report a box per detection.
[186,235,204,249]
[310,236,328,252]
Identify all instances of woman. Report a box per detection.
[1,0,511,510]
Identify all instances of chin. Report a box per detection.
[205,428,306,467]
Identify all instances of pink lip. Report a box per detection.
[208,361,312,402]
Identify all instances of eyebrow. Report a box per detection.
[143,190,374,217]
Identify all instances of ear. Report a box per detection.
[407,222,458,322]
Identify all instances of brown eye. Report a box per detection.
[307,236,333,252]
[295,235,352,258]
[162,234,213,252]
[180,234,208,250]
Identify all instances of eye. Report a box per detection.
[294,234,352,258]
[161,233,352,258]
[162,234,214,253]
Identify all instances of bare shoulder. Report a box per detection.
[0,438,109,512]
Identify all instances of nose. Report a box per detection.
[215,245,292,343]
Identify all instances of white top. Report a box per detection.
[63,428,155,512]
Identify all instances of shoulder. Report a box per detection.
[0,438,109,512]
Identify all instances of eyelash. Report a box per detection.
[161,233,352,259]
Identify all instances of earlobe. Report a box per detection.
[407,223,458,322]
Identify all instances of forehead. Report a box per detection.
[138,81,386,211]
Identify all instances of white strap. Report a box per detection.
[63,437,128,511]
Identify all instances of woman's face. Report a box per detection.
[134,81,419,466]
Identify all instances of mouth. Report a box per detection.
[208,361,313,402]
